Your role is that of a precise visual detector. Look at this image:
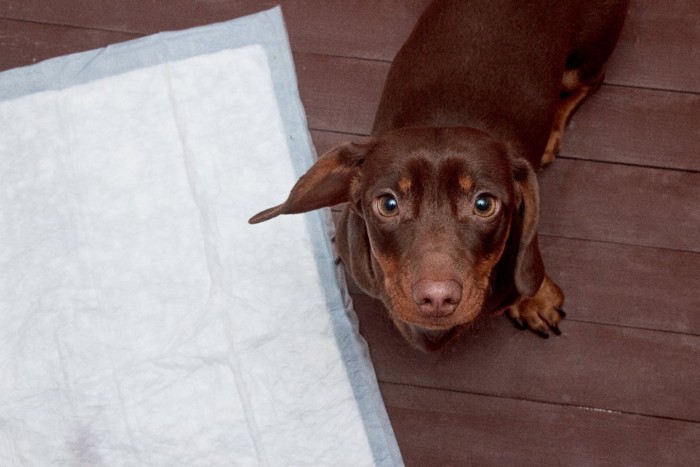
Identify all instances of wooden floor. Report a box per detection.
[2,1,698,465]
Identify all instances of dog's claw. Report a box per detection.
[511,317,528,330]
[505,275,565,339]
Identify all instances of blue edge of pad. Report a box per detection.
[0,7,403,466]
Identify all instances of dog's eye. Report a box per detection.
[473,194,498,218]
[376,194,399,218]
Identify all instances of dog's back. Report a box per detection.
[373,0,628,166]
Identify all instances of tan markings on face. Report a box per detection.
[370,247,414,321]
[472,253,498,299]
[458,175,474,193]
[398,177,412,195]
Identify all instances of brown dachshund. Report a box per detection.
[250,0,628,351]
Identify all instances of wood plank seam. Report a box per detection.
[380,382,700,424]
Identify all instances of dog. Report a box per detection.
[250,0,628,351]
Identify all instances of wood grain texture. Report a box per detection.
[2,0,698,92]
[537,159,700,252]
[381,383,700,466]
[295,53,386,136]
[606,0,700,93]
[0,0,427,58]
[0,19,135,72]
[541,235,700,334]
[563,86,700,171]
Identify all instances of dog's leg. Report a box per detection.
[506,275,565,337]
[541,69,604,165]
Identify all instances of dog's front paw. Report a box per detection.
[507,275,565,338]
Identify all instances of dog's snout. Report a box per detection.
[413,279,462,317]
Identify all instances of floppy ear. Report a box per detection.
[249,140,375,224]
[511,159,545,297]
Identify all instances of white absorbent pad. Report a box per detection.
[0,8,402,466]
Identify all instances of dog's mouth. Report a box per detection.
[401,323,462,352]
[380,284,485,351]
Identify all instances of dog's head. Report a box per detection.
[250,127,543,351]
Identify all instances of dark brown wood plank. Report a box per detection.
[352,293,700,422]
[2,1,698,92]
[563,86,700,171]
[0,0,428,60]
[0,19,136,72]
[295,53,386,137]
[606,0,700,93]
[279,0,429,62]
[381,383,700,466]
[538,159,700,252]
[0,1,273,33]
[541,235,700,334]
[310,130,359,157]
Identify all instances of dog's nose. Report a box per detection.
[413,279,462,317]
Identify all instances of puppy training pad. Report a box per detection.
[0,8,401,466]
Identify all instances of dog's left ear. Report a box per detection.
[249,139,376,224]
[510,157,545,297]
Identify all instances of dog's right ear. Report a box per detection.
[249,139,376,224]
[510,157,545,297]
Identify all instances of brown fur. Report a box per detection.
[250,0,627,351]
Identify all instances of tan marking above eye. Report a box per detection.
[398,177,412,195]
[459,175,474,193]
